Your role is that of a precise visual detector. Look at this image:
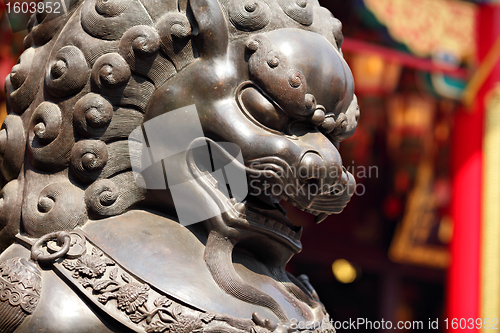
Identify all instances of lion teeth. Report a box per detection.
[246,210,299,239]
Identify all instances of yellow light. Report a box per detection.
[332,259,357,284]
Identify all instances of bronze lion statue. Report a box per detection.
[0,0,359,331]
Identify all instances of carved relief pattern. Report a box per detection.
[0,180,22,251]
[277,0,314,26]
[0,257,42,333]
[22,181,87,236]
[228,0,272,32]
[44,45,90,98]
[63,247,115,278]
[57,234,333,333]
[6,47,39,114]
[0,258,41,313]
[0,116,26,181]
[219,0,339,47]
[3,0,200,240]
[59,240,230,333]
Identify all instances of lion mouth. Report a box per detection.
[239,181,351,252]
[234,158,355,252]
[245,156,355,217]
[280,189,352,223]
[185,138,352,252]
[243,195,303,251]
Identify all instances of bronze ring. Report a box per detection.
[31,231,71,263]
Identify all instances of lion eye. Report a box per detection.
[239,87,288,132]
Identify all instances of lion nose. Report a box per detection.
[298,152,327,183]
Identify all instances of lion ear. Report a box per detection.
[188,0,228,58]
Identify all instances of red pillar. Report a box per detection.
[448,4,500,331]
[448,108,482,331]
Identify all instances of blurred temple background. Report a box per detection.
[2,0,500,332]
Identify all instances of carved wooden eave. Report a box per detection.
[364,0,477,61]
